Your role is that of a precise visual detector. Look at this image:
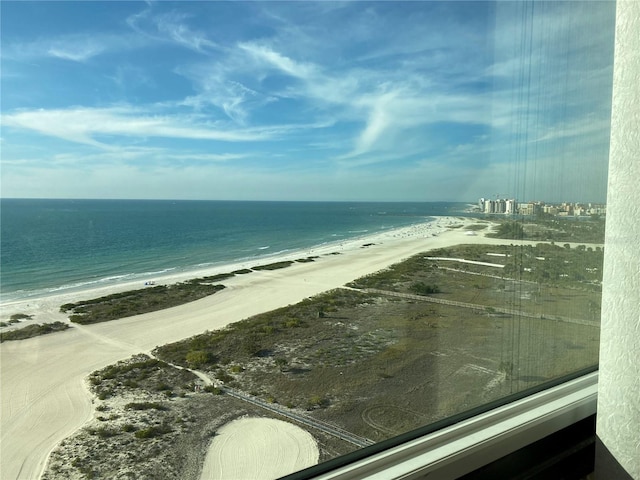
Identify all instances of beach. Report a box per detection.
[1,217,496,480]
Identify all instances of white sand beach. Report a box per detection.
[1,217,503,480]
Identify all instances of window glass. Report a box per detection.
[0,2,614,479]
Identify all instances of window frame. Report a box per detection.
[283,369,598,479]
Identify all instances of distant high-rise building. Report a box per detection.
[484,199,495,213]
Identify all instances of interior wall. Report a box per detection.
[596,1,640,479]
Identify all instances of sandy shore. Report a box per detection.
[1,216,495,480]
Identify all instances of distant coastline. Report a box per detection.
[0,199,472,304]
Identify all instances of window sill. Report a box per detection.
[311,372,598,480]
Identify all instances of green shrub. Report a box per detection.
[186,350,210,368]
[62,284,225,324]
[251,261,294,271]
[0,321,70,343]
[125,401,168,411]
[409,282,441,295]
[121,423,137,433]
[134,424,172,439]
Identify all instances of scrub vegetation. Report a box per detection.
[488,216,605,243]
[44,239,603,479]
[154,243,601,439]
[60,283,226,325]
[43,354,349,480]
[0,321,69,342]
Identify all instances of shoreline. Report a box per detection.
[0,216,470,326]
[1,216,491,480]
[0,214,461,306]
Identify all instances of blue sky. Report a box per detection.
[1,1,614,202]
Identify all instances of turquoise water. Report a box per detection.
[0,199,469,302]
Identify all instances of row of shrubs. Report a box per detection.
[60,283,226,324]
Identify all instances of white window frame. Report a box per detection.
[311,371,597,480]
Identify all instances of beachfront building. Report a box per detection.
[478,198,517,215]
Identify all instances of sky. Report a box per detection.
[1,1,615,202]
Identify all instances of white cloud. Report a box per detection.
[175,64,273,124]
[126,7,217,54]
[3,33,145,63]
[1,107,274,147]
[1,105,337,149]
[47,43,105,62]
[154,11,217,53]
[239,42,316,80]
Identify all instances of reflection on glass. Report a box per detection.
[0,1,614,479]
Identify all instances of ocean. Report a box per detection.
[0,199,470,303]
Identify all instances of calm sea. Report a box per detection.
[0,199,470,302]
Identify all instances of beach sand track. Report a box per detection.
[199,417,319,480]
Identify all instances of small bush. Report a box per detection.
[186,350,210,368]
[409,282,441,295]
[89,426,118,438]
[232,269,253,274]
[134,424,172,439]
[203,385,223,395]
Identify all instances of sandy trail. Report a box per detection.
[199,417,319,480]
[1,218,487,480]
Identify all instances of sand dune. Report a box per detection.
[1,217,489,480]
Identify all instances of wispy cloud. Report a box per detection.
[47,41,106,62]
[126,7,217,54]
[1,105,336,148]
[2,107,274,147]
[239,42,317,80]
[3,33,144,63]
[174,63,276,125]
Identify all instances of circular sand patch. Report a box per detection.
[200,417,319,480]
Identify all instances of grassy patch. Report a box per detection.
[251,261,295,271]
[60,282,225,324]
[295,256,320,263]
[487,216,605,243]
[232,268,253,274]
[125,401,169,411]
[465,223,489,231]
[134,424,172,439]
[186,273,235,283]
